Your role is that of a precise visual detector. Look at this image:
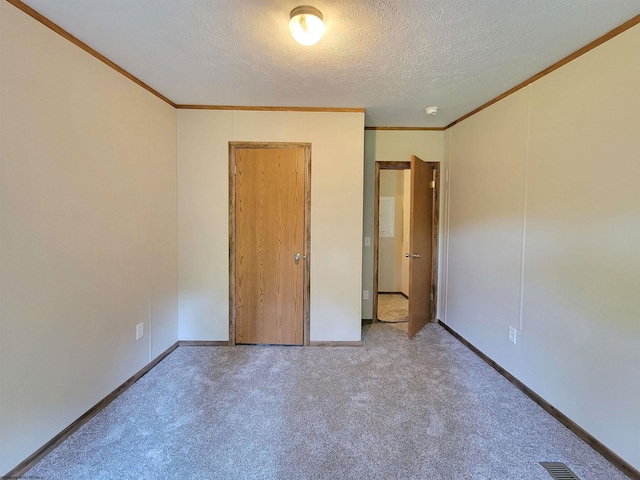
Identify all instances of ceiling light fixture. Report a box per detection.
[425,106,439,116]
[289,6,324,46]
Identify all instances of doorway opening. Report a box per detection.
[377,165,411,332]
[373,158,440,338]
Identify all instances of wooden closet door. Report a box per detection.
[234,145,305,345]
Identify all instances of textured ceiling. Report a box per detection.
[19,0,640,127]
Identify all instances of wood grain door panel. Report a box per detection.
[234,145,306,345]
[407,155,434,338]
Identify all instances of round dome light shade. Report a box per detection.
[289,6,324,46]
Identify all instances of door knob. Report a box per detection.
[294,253,302,262]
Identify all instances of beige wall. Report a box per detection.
[0,2,178,474]
[445,24,640,469]
[363,130,445,319]
[378,170,405,292]
[177,110,365,342]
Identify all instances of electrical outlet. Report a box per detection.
[508,326,517,344]
[364,237,371,247]
[363,290,369,300]
[136,323,144,340]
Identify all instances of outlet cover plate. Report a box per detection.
[508,326,517,344]
[136,323,144,340]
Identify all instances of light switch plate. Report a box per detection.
[508,326,517,344]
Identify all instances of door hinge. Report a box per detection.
[430,180,435,188]
[234,164,237,175]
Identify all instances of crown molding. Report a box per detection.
[365,126,445,131]
[6,0,177,108]
[446,13,640,130]
[176,105,365,113]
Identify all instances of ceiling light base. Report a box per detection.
[289,5,325,46]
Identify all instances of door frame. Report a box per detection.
[373,160,440,324]
[228,141,311,346]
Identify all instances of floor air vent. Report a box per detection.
[540,462,581,480]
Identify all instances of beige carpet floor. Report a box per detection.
[25,322,628,479]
